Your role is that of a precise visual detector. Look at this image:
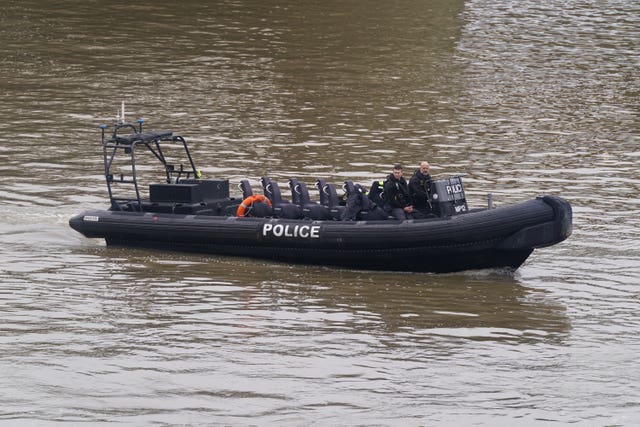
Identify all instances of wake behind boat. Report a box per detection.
[69,114,572,273]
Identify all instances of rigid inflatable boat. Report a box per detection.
[69,117,572,273]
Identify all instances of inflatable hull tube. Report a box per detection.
[69,195,572,273]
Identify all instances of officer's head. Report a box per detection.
[393,164,403,179]
[420,161,430,174]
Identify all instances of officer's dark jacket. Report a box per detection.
[409,170,432,211]
[383,173,411,210]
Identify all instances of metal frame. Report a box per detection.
[99,120,199,212]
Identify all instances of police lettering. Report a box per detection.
[262,224,320,239]
[446,184,463,195]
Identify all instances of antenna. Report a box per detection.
[116,101,127,124]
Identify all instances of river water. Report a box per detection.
[1,0,639,425]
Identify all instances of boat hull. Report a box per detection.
[69,195,572,273]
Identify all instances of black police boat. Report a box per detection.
[69,118,572,273]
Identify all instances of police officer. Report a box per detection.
[409,161,433,217]
[383,164,414,220]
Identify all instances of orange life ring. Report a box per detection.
[236,194,272,217]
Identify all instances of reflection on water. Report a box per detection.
[2,245,572,423]
[1,0,639,424]
[2,241,571,344]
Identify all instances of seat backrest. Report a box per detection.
[261,177,284,204]
[368,179,385,208]
[288,178,302,205]
[239,179,253,199]
[262,177,304,218]
[316,179,341,207]
[316,179,329,205]
[290,178,313,205]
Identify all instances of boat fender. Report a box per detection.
[237,195,272,217]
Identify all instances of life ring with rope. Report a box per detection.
[236,194,272,217]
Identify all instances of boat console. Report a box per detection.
[430,176,468,217]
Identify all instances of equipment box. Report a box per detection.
[149,183,203,203]
[430,176,468,217]
[181,179,229,200]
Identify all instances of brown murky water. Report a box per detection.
[1,0,639,424]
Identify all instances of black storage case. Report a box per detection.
[149,183,203,203]
[181,179,229,201]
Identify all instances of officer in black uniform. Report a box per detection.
[409,161,433,218]
[383,164,414,220]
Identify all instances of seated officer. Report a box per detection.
[383,164,414,220]
[409,161,434,218]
